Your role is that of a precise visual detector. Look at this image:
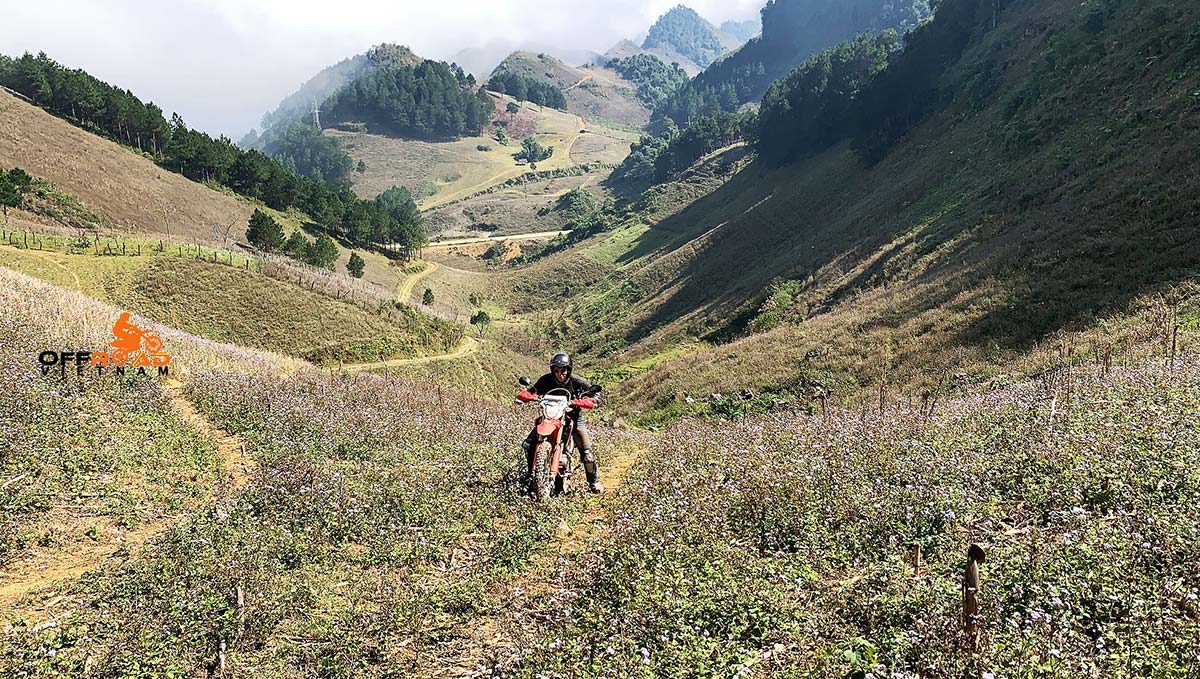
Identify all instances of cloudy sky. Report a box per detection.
[1,0,764,139]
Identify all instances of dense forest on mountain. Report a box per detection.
[484,71,568,110]
[255,43,422,146]
[0,51,426,253]
[605,54,690,109]
[321,60,493,140]
[642,5,730,69]
[657,0,931,125]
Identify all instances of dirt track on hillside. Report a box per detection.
[0,380,251,622]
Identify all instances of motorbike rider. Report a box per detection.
[521,352,604,493]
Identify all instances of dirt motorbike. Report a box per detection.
[516,377,602,502]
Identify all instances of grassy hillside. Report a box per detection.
[336,92,634,212]
[0,90,252,242]
[493,0,1200,420]
[0,245,462,363]
[5,260,1197,676]
[489,52,652,128]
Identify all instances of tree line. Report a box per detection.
[0,51,428,255]
[485,71,567,110]
[322,60,493,139]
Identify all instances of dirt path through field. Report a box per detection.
[565,115,587,162]
[340,336,481,373]
[396,259,438,303]
[0,244,83,289]
[0,380,251,622]
[425,437,643,677]
[424,230,569,248]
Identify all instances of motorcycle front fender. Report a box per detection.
[536,418,561,437]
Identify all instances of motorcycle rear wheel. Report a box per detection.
[533,441,553,502]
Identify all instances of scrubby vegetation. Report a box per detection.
[506,358,1200,676]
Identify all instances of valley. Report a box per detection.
[1,0,1198,676]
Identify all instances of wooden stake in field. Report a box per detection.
[963,543,986,651]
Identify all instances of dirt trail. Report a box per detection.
[566,74,593,91]
[424,230,569,248]
[0,379,251,621]
[564,115,588,163]
[426,438,643,678]
[0,244,83,289]
[340,336,481,372]
[396,260,438,304]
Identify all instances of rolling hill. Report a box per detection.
[488,51,651,128]
[0,89,252,242]
[640,4,742,71]
[249,43,423,148]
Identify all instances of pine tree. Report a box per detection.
[284,230,309,259]
[423,287,435,306]
[347,251,365,278]
[246,209,285,251]
[307,233,339,269]
[0,174,21,225]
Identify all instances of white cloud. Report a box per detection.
[0,0,764,137]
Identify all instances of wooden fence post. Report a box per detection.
[963,544,986,651]
[910,544,922,576]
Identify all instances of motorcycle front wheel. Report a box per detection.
[533,441,553,502]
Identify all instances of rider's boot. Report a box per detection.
[581,447,604,494]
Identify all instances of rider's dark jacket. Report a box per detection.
[529,373,593,399]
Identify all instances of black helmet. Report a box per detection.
[550,352,572,375]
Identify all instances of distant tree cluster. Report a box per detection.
[514,136,553,163]
[263,123,353,185]
[485,71,568,110]
[655,0,931,126]
[756,31,899,166]
[0,166,32,224]
[642,5,727,68]
[610,109,754,187]
[605,54,690,109]
[246,209,340,269]
[0,51,427,256]
[322,61,493,139]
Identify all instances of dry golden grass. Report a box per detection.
[0,265,304,378]
[0,91,253,243]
